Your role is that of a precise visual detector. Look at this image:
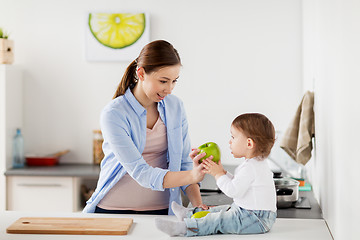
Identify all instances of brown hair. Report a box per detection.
[113,40,181,99]
[232,113,275,159]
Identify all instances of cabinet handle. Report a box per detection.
[17,183,62,187]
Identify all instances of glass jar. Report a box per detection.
[93,130,104,165]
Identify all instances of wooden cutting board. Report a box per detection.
[6,217,133,235]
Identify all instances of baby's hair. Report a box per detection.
[232,113,275,159]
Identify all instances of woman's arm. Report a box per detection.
[164,149,209,209]
[185,183,209,209]
[163,150,206,188]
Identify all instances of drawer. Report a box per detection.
[7,176,79,212]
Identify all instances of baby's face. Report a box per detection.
[229,126,250,158]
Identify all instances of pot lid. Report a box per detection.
[274,178,300,187]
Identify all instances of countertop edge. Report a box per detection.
[4,164,100,177]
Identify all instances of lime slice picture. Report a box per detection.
[88,13,146,49]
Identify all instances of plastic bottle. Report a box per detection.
[12,128,25,168]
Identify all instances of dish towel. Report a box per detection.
[280,91,315,165]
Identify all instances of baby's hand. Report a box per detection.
[202,159,226,180]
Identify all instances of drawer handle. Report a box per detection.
[17,183,62,187]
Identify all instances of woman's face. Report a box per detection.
[139,64,180,103]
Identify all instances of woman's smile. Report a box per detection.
[157,93,166,100]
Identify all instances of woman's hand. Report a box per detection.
[196,203,210,210]
[185,184,209,210]
[189,149,203,162]
[163,150,209,188]
[189,149,207,183]
[202,159,226,180]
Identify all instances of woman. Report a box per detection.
[83,40,208,215]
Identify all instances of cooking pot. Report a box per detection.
[274,178,299,208]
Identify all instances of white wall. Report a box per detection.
[303,0,360,239]
[0,66,23,211]
[0,0,302,165]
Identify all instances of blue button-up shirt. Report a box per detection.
[83,88,193,214]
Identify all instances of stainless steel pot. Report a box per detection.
[274,178,299,208]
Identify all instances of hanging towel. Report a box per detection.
[280,91,315,165]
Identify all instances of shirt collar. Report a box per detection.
[124,87,146,117]
[124,87,166,116]
[158,98,165,108]
[246,156,262,161]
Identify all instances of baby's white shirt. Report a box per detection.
[216,157,277,212]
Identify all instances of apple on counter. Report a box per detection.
[197,142,221,163]
[191,211,210,219]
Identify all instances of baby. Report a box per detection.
[155,113,277,237]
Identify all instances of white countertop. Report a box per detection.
[0,211,332,240]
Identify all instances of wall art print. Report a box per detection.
[85,12,149,61]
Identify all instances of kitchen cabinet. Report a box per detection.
[7,176,80,212]
[0,65,23,211]
[5,164,100,212]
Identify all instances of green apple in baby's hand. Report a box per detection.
[197,142,221,164]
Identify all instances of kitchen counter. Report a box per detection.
[4,164,100,177]
[0,211,332,239]
[199,166,323,220]
[276,190,323,219]
[200,190,323,219]
[4,164,323,219]
[2,165,331,238]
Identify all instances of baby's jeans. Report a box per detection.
[183,203,276,237]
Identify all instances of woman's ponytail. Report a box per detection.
[112,40,181,99]
[112,60,138,99]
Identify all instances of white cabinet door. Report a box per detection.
[7,176,80,212]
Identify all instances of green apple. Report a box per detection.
[191,211,210,219]
[197,142,221,163]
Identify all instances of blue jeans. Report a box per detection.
[184,203,276,237]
